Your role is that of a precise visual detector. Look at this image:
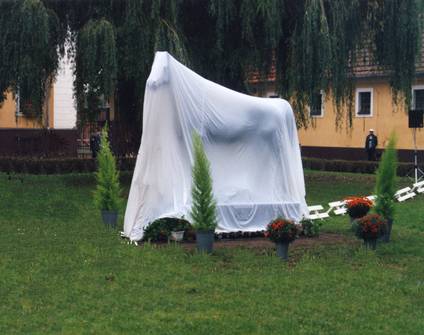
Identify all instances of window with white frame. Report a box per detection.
[356,88,373,117]
[412,85,424,110]
[310,91,324,117]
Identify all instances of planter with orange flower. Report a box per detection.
[265,218,298,261]
[345,196,373,222]
[352,214,387,250]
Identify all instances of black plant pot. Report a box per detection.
[363,238,377,250]
[275,242,290,261]
[101,210,118,228]
[383,218,393,243]
[196,230,214,253]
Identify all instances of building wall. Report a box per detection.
[259,78,424,152]
[0,50,77,130]
[0,89,54,129]
[297,78,424,151]
[53,54,77,129]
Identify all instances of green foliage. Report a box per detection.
[142,217,192,242]
[288,0,362,127]
[352,213,387,240]
[265,218,299,243]
[75,18,117,125]
[345,197,373,219]
[0,0,63,118]
[300,218,322,237]
[94,125,121,211]
[0,1,422,126]
[1,172,424,333]
[373,0,421,106]
[374,134,397,219]
[190,132,217,231]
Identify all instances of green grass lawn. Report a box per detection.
[1,171,423,334]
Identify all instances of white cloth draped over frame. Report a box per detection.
[123,51,308,241]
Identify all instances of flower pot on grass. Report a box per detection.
[353,214,386,251]
[345,197,373,223]
[265,218,299,261]
[275,241,290,261]
[196,230,215,253]
[171,230,185,242]
[363,238,377,250]
[101,210,118,228]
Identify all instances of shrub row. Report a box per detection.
[302,157,413,177]
[142,219,321,243]
[0,156,414,176]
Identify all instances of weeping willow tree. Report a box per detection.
[75,18,118,125]
[0,0,64,118]
[0,0,422,132]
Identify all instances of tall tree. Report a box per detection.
[0,0,422,133]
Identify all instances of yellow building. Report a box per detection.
[296,78,424,161]
[251,40,424,162]
[0,89,55,129]
[0,55,79,156]
[0,52,79,131]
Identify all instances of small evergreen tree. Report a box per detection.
[94,125,122,211]
[374,133,397,242]
[190,132,217,231]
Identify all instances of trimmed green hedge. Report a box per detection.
[302,157,413,176]
[0,156,414,176]
[0,157,136,174]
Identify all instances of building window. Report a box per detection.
[412,85,424,110]
[356,88,373,117]
[310,91,324,117]
[15,91,23,117]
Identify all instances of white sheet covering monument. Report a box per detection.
[124,51,308,241]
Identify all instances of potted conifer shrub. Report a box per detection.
[190,132,217,253]
[94,125,122,229]
[374,134,397,242]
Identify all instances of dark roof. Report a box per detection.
[249,33,424,83]
[354,32,424,78]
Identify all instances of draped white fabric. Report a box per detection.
[123,51,308,241]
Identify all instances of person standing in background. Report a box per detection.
[365,129,378,161]
[90,126,101,159]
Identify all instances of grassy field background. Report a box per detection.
[0,170,423,334]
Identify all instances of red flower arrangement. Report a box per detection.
[345,196,373,219]
[265,218,298,243]
[353,214,387,240]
